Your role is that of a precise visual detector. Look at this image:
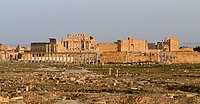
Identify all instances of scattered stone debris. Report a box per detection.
[1,63,200,103]
[10,96,23,102]
[135,81,151,85]
[0,96,9,103]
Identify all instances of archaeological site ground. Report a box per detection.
[1,62,200,104]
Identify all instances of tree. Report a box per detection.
[194,46,200,52]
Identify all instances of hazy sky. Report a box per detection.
[0,0,200,45]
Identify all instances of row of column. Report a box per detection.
[159,53,176,63]
[24,53,98,64]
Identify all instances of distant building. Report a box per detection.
[31,38,66,53]
[14,34,200,64]
[156,37,179,51]
[61,34,97,51]
[117,37,148,52]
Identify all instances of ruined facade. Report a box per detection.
[0,44,27,62]
[26,34,98,64]
[97,37,148,53]
[117,38,148,52]
[156,37,179,51]
[100,36,200,64]
[61,34,96,51]
[97,43,118,53]
[1,34,199,64]
[31,38,66,53]
[28,35,200,64]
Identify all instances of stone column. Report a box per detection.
[53,53,55,62]
[63,54,65,63]
[54,53,58,63]
[34,53,36,63]
[64,54,67,63]
[84,54,86,64]
[96,53,98,64]
[77,54,80,64]
[73,54,76,64]
[35,53,37,63]
[44,53,46,62]
[47,53,49,63]
[69,54,72,63]
[37,53,39,63]
[92,54,95,64]
[57,53,59,63]
[58,53,61,63]
[88,54,90,64]
[40,53,43,63]
[48,53,51,62]
[40,53,44,63]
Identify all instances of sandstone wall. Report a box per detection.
[97,43,118,53]
[101,51,200,64]
[101,52,127,63]
[174,52,200,64]
[101,52,159,64]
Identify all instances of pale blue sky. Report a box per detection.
[0,0,200,45]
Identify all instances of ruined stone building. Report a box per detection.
[117,38,148,52]
[100,36,199,64]
[1,34,199,64]
[28,35,200,64]
[97,43,118,53]
[156,37,179,51]
[0,44,29,62]
[25,34,98,64]
[31,38,67,53]
[61,34,96,51]
[97,38,148,53]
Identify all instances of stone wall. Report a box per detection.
[130,39,148,52]
[117,38,148,52]
[97,43,118,53]
[174,52,200,64]
[117,40,129,52]
[101,52,127,63]
[101,51,200,64]
[101,52,159,64]
[31,43,49,52]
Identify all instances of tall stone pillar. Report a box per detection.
[47,53,49,62]
[81,54,83,64]
[44,53,46,62]
[84,54,86,64]
[92,54,95,64]
[53,53,55,62]
[34,53,36,63]
[77,54,79,64]
[73,54,76,64]
[56,53,59,63]
[58,53,60,63]
[69,54,72,63]
[64,54,67,63]
[40,53,43,63]
[37,53,39,63]
[96,53,98,64]
[88,54,90,64]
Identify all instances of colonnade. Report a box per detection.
[23,52,99,64]
[159,52,176,63]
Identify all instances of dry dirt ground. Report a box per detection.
[1,62,200,104]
